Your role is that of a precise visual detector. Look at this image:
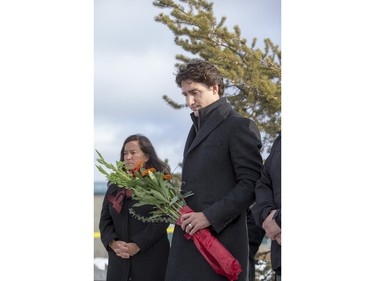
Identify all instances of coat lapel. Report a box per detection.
[184,108,229,157]
[183,125,196,157]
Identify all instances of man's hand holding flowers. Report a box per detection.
[180,211,211,235]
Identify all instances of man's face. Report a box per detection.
[181,79,220,117]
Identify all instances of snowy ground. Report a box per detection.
[94,257,108,281]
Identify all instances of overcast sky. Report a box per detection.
[94,0,281,181]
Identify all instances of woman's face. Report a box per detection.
[123,140,149,169]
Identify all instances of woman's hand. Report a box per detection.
[110,240,140,259]
[124,242,140,256]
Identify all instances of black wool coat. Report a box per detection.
[165,98,263,281]
[252,132,281,274]
[99,183,170,281]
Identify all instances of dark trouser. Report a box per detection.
[275,274,281,281]
[247,209,265,281]
[249,258,256,281]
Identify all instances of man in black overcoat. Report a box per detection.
[252,132,281,280]
[165,59,263,281]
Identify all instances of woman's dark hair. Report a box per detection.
[120,134,170,173]
[175,59,225,97]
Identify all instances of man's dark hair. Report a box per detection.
[175,59,225,97]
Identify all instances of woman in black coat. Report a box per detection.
[99,134,170,281]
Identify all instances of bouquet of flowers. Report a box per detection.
[96,150,192,223]
[96,150,242,281]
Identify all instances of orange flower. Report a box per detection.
[130,161,143,177]
[163,174,172,180]
[135,161,143,171]
[142,168,156,176]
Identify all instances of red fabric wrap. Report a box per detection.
[177,205,242,281]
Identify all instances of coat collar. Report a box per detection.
[184,98,231,157]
